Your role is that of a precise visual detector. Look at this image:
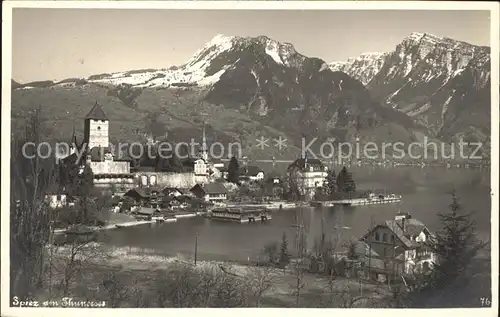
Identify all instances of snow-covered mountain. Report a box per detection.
[84,34,311,89]
[329,32,491,145]
[329,52,388,86]
[11,32,491,159]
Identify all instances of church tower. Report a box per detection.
[200,127,208,161]
[84,102,109,149]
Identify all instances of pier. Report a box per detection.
[310,194,402,207]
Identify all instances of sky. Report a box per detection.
[12,9,491,83]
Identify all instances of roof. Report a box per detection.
[192,182,228,195]
[353,240,385,270]
[399,218,426,237]
[162,187,183,194]
[85,102,108,121]
[240,165,263,177]
[178,188,192,195]
[384,220,415,248]
[136,207,155,215]
[123,188,160,199]
[288,157,324,170]
[360,217,427,249]
[204,182,228,194]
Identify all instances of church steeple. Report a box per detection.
[200,126,208,161]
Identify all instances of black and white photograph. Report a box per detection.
[1,1,498,314]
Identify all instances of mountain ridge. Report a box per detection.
[11,32,491,161]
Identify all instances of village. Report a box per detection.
[39,102,441,286]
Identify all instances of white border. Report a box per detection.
[1,2,499,317]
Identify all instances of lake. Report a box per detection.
[99,166,492,262]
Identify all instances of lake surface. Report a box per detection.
[99,166,492,262]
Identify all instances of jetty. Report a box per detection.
[115,220,156,228]
[226,201,298,210]
[310,193,402,207]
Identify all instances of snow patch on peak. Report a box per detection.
[319,62,329,72]
[265,40,283,65]
[207,34,236,47]
[359,52,385,58]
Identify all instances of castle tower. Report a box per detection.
[84,102,109,149]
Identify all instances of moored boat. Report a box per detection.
[210,207,272,223]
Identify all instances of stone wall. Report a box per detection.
[135,172,198,189]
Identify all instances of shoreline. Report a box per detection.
[54,202,301,235]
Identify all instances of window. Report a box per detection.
[391,235,395,242]
[375,232,380,241]
[97,126,101,130]
[382,233,388,242]
[150,175,157,186]
[56,194,61,201]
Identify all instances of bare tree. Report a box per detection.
[56,237,110,296]
[245,264,278,307]
[101,271,131,308]
[291,210,308,307]
[10,108,57,298]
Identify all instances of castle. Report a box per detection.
[60,102,219,192]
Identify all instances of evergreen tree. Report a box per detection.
[337,166,356,194]
[279,232,290,267]
[424,190,487,290]
[168,152,184,173]
[325,169,337,196]
[336,167,345,192]
[404,190,488,308]
[227,156,240,184]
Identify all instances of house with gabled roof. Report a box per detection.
[239,165,265,182]
[360,212,436,280]
[190,182,228,204]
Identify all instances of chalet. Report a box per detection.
[239,165,265,182]
[360,212,436,281]
[161,195,191,209]
[162,187,184,197]
[190,183,228,204]
[123,188,162,207]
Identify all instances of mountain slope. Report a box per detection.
[12,33,480,162]
[329,32,491,149]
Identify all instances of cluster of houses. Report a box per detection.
[48,102,332,209]
[43,102,436,283]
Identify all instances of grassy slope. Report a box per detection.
[11,83,301,160]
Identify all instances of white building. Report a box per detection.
[287,155,328,199]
